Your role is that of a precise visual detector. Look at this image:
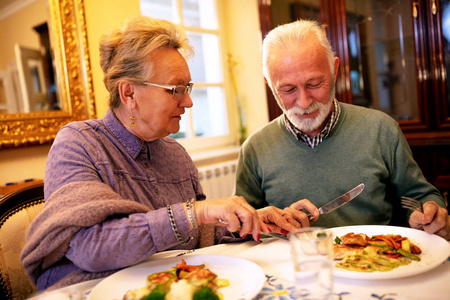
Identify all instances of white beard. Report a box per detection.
[285,98,333,134]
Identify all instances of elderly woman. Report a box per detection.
[20,16,268,291]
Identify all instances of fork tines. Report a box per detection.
[400,196,423,212]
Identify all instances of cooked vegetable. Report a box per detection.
[193,287,219,300]
[146,268,177,293]
[334,236,342,244]
[397,248,420,261]
[216,279,230,288]
[401,239,411,252]
[368,241,388,247]
[336,251,411,272]
[363,245,383,256]
[143,288,166,300]
[334,232,422,273]
[123,260,226,300]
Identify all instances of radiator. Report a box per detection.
[197,160,238,199]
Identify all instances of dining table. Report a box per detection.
[29,226,450,300]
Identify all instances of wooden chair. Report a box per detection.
[0,183,45,300]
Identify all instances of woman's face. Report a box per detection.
[132,47,193,141]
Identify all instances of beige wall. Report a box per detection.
[0,0,269,186]
[84,0,141,118]
[0,145,51,185]
[223,0,268,136]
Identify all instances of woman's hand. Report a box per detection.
[194,196,268,241]
[257,199,319,234]
[409,201,450,240]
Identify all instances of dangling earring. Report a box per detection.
[130,111,136,127]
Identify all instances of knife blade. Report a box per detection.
[261,232,289,241]
[307,183,365,221]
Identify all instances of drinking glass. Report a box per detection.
[289,227,334,300]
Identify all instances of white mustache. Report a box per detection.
[289,103,320,115]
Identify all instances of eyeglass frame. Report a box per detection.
[141,81,194,100]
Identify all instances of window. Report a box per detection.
[140,0,236,152]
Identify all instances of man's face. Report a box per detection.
[268,36,339,136]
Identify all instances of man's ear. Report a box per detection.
[118,81,136,109]
[333,57,340,83]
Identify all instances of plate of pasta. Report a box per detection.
[89,254,265,300]
[328,225,450,280]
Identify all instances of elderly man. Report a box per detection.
[236,19,450,240]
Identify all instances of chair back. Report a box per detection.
[0,183,45,300]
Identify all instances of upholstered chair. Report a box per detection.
[0,183,44,300]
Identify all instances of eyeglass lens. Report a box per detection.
[173,84,192,99]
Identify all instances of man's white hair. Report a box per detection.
[262,19,336,91]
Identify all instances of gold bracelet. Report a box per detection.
[167,205,192,245]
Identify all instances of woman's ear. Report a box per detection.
[118,81,136,109]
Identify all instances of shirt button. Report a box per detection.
[154,189,159,195]
[144,163,149,167]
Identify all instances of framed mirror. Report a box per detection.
[0,0,96,149]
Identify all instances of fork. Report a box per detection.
[400,196,423,213]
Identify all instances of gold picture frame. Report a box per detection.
[0,0,96,149]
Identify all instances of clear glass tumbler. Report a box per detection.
[289,227,334,300]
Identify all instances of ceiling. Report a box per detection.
[0,0,37,19]
[0,0,20,11]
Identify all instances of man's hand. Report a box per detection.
[409,201,450,240]
[257,199,319,234]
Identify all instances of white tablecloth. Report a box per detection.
[29,236,450,300]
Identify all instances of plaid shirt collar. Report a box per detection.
[285,98,341,148]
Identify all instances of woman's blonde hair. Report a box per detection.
[99,16,193,108]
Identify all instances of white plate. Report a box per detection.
[327,225,450,280]
[89,254,265,300]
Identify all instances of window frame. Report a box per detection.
[140,0,239,153]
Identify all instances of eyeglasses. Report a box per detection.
[142,81,194,100]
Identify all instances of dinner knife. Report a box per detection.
[307,183,365,221]
[217,219,289,241]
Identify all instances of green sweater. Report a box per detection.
[235,103,445,227]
